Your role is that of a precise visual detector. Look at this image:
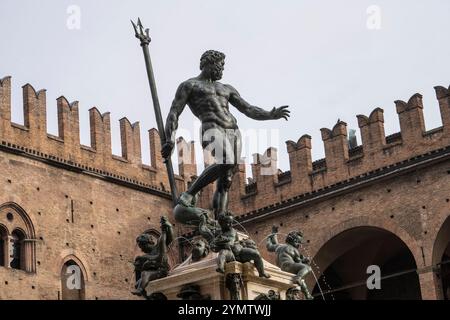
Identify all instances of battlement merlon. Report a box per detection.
[320,121,349,180]
[22,83,47,146]
[286,134,312,183]
[119,117,142,165]
[435,86,450,131]
[395,93,425,145]
[57,96,80,156]
[357,108,385,153]
[251,147,278,185]
[0,76,11,124]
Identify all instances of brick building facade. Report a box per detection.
[0,75,449,299]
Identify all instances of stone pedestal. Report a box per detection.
[146,252,296,300]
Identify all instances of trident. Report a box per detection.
[131,18,178,206]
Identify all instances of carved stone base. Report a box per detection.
[145,252,297,300]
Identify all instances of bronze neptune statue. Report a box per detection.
[163,50,290,221]
[132,19,290,285]
[163,49,290,249]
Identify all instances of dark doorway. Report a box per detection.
[312,226,421,300]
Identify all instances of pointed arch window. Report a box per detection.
[61,259,86,300]
[0,203,36,273]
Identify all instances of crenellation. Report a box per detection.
[227,163,247,214]
[88,107,112,167]
[0,76,12,128]
[1,76,450,216]
[286,134,312,197]
[119,117,142,165]
[320,120,349,183]
[435,86,450,138]
[395,93,425,146]
[230,85,450,213]
[0,77,174,195]
[22,83,47,148]
[176,136,197,181]
[246,147,279,204]
[148,128,162,169]
[357,107,386,154]
[57,96,80,158]
[251,147,278,184]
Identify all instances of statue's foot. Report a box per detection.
[216,267,225,274]
[178,192,194,207]
[259,272,271,279]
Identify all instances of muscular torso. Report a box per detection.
[276,244,301,268]
[185,78,238,131]
[215,228,237,249]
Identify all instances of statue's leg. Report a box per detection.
[238,248,270,278]
[216,250,227,273]
[181,126,228,202]
[131,271,151,296]
[287,263,313,299]
[213,128,241,216]
[213,166,236,217]
[296,263,312,279]
[298,278,314,300]
[188,163,235,195]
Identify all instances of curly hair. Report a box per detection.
[285,231,303,245]
[218,212,234,224]
[136,233,152,245]
[191,238,210,259]
[200,50,225,70]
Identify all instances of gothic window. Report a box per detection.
[0,203,36,273]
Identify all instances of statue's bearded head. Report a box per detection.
[285,231,304,248]
[200,50,225,81]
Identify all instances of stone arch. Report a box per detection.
[309,217,422,300]
[59,253,89,283]
[0,202,36,272]
[432,214,450,300]
[60,255,87,300]
[311,216,422,267]
[0,223,9,233]
[0,202,36,239]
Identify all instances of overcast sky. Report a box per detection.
[1,0,449,175]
